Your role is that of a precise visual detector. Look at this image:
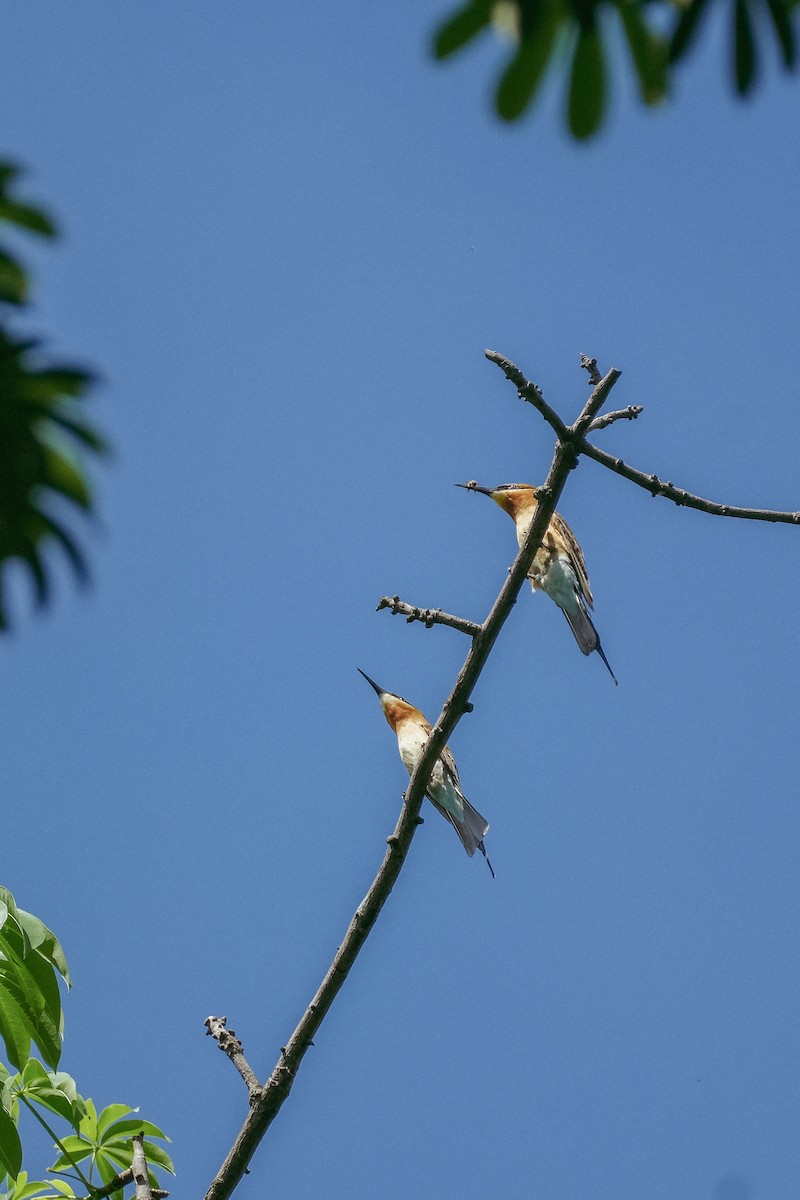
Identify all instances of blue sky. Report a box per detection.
[2,4,799,1199]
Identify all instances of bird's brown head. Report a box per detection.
[455,480,537,521]
[358,669,420,731]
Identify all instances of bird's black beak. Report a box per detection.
[357,668,385,697]
[455,481,493,497]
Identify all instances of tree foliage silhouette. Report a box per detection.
[433,0,798,137]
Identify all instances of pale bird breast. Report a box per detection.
[396,719,431,773]
[396,719,448,792]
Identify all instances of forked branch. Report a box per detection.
[202,366,605,1200]
[205,345,794,1200]
[131,1135,153,1200]
[485,349,799,524]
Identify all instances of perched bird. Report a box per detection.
[456,481,618,684]
[358,669,494,876]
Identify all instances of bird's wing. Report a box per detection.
[439,743,461,789]
[551,511,593,609]
[429,742,464,822]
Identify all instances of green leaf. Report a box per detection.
[18,546,49,609]
[0,959,61,1072]
[39,446,92,511]
[93,1147,131,1172]
[32,412,108,455]
[99,1119,168,1142]
[763,0,796,65]
[0,1106,21,1180]
[138,1142,174,1174]
[28,512,90,587]
[0,249,27,306]
[93,1153,123,1200]
[77,1099,97,1140]
[11,916,68,990]
[0,166,56,321]
[0,165,21,191]
[0,895,26,948]
[0,203,55,239]
[0,985,33,1073]
[616,0,669,102]
[45,1074,82,1111]
[1,1175,76,1200]
[22,369,94,404]
[16,952,62,1051]
[669,0,713,62]
[567,25,607,138]
[0,164,55,240]
[0,898,65,1068]
[496,7,564,119]
[734,0,758,92]
[49,1102,177,1194]
[19,1062,47,1087]
[16,1061,84,1126]
[433,0,494,58]
[0,211,103,632]
[49,1135,92,1173]
[94,1105,133,1139]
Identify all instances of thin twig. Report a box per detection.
[588,405,643,432]
[131,1135,152,1200]
[72,1171,169,1200]
[205,1016,263,1100]
[572,368,623,435]
[73,1170,133,1199]
[483,350,569,441]
[202,391,599,1200]
[376,596,481,637]
[580,354,602,385]
[579,441,800,523]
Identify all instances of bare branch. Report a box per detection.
[580,354,602,385]
[205,344,798,1200]
[484,348,622,442]
[205,1016,263,1100]
[588,405,643,433]
[131,1135,152,1200]
[203,434,579,1200]
[579,441,800,524]
[80,1170,133,1199]
[376,595,481,637]
[572,367,623,434]
[72,1170,170,1200]
[483,350,569,441]
[67,1170,138,1200]
[488,350,800,525]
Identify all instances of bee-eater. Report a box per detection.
[358,669,494,877]
[456,481,618,684]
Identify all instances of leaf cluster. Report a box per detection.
[433,0,798,137]
[0,164,106,630]
[0,889,173,1200]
